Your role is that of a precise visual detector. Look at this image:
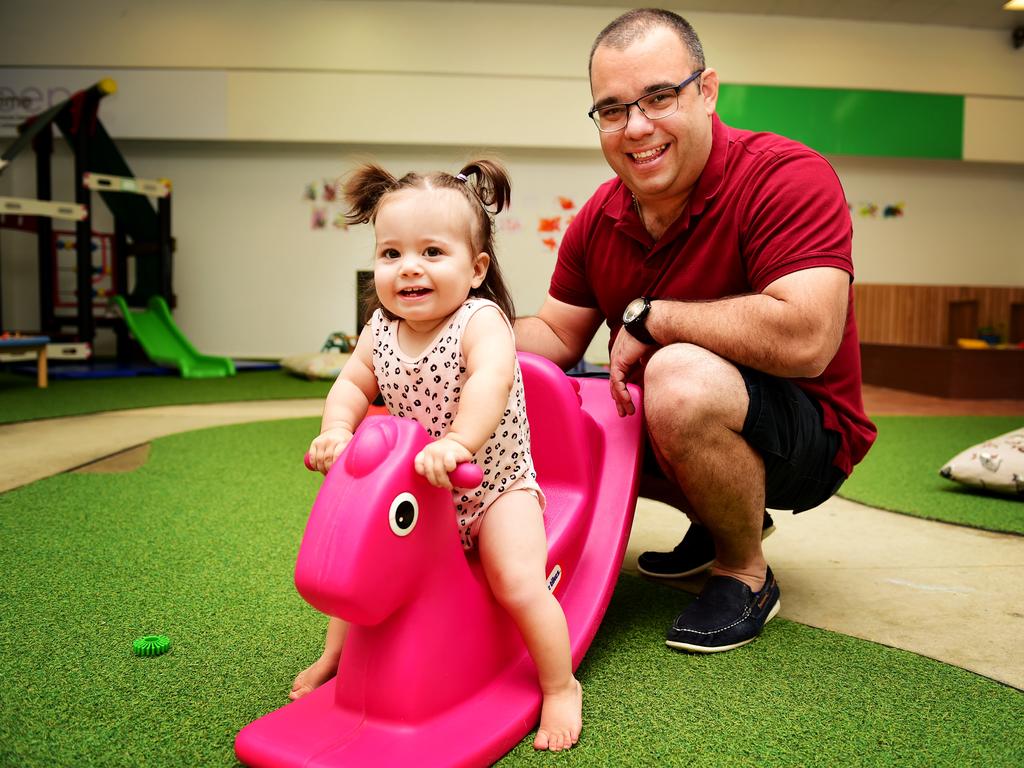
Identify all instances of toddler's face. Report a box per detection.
[373,188,489,332]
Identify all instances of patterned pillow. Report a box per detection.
[280,351,350,380]
[939,427,1024,496]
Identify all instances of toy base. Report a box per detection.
[236,660,539,768]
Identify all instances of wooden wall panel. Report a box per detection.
[860,343,1024,398]
[853,284,1024,345]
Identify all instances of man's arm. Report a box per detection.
[608,266,849,416]
[647,267,850,377]
[514,296,604,370]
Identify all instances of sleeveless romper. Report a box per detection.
[371,298,545,549]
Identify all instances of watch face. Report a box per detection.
[624,298,646,323]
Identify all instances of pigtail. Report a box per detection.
[453,158,516,324]
[343,163,400,225]
[458,159,511,214]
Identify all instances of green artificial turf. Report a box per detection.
[1,419,1021,767]
[0,369,331,424]
[840,416,1024,535]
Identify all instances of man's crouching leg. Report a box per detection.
[642,343,781,652]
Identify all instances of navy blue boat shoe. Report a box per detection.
[665,566,781,653]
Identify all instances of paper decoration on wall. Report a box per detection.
[536,196,578,253]
[304,177,351,231]
[848,201,905,219]
[499,218,522,233]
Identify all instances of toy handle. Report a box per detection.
[449,462,484,489]
[304,452,483,489]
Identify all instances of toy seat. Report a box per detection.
[518,353,599,589]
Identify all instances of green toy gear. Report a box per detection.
[132,634,171,657]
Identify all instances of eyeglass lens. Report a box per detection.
[594,88,678,131]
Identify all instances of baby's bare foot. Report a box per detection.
[534,677,582,751]
[289,655,339,701]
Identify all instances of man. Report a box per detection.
[515,8,876,653]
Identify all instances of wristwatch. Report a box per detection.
[622,297,656,345]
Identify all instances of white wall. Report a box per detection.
[834,156,1024,286]
[4,2,1022,96]
[2,1,1023,359]
[3,2,1022,150]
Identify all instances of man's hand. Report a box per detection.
[608,330,651,417]
[308,426,355,475]
[415,437,474,489]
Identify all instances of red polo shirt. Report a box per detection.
[551,114,876,474]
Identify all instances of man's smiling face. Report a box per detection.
[589,25,717,212]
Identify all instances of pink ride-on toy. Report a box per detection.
[235,352,644,767]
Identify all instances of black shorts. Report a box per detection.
[636,366,846,512]
[739,366,846,512]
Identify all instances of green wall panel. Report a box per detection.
[717,85,964,160]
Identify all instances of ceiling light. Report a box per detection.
[1004,1,1024,10]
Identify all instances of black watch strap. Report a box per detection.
[623,297,656,345]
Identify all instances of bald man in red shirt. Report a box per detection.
[516,8,876,653]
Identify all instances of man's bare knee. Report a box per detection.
[643,344,748,450]
[644,345,722,422]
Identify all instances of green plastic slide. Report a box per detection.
[112,295,235,378]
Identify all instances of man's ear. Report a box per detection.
[472,252,490,288]
[699,68,719,116]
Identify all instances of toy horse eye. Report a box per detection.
[388,492,418,537]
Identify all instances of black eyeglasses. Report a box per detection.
[588,69,704,133]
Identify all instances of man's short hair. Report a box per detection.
[589,8,705,78]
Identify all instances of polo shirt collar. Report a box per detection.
[688,112,727,218]
[607,179,649,245]
[607,179,634,220]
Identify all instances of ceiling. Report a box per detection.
[432,1,1022,31]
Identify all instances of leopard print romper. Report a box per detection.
[371,298,545,549]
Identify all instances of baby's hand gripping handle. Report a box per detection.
[303,452,483,489]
